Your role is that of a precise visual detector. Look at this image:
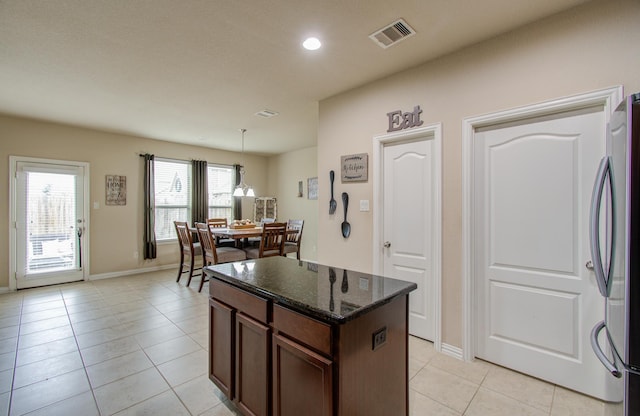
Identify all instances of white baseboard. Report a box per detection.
[89,264,177,281]
[0,287,10,294]
[440,343,464,361]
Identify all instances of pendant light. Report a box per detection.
[233,128,255,197]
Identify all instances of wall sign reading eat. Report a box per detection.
[387,105,423,132]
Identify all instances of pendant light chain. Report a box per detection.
[233,128,255,197]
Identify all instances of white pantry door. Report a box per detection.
[474,107,620,400]
[382,133,439,341]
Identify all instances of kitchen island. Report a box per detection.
[205,256,417,416]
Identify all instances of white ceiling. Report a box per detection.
[0,0,590,156]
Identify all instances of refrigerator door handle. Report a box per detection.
[589,156,611,297]
[590,320,622,378]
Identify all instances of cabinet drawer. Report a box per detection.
[211,279,269,323]
[273,304,332,357]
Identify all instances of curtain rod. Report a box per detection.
[138,153,238,167]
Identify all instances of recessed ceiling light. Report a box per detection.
[302,37,321,51]
[255,109,279,118]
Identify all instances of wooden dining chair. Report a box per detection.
[174,221,202,286]
[195,222,246,292]
[244,222,287,259]
[207,218,233,246]
[248,217,276,246]
[207,218,228,228]
[282,219,304,260]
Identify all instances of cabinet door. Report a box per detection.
[209,299,234,399]
[273,333,333,416]
[236,313,271,416]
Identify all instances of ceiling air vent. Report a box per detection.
[255,109,279,118]
[369,19,415,49]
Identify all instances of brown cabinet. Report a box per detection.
[208,267,411,416]
[236,313,270,416]
[271,304,333,416]
[209,298,234,399]
[209,280,271,416]
[272,333,332,416]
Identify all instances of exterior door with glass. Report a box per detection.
[12,158,88,289]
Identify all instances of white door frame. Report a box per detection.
[9,156,91,291]
[461,86,623,361]
[373,123,442,351]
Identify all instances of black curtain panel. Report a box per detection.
[233,164,242,220]
[143,154,157,259]
[192,160,208,225]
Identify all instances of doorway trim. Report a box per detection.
[9,156,91,291]
[372,123,442,351]
[461,86,623,361]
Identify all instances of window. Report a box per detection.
[154,159,191,241]
[207,164,234,221]
[154,159,234,241]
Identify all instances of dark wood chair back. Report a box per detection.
[247,222,286,258]
[285,219,304,244]
[283,219,304,260]
[173,221,202,285]
[207,218,228,228]
[195,222,247,292]
[196,222,218,265]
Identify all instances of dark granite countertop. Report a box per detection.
[205,256,417,324]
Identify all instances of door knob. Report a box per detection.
[586,260,594,270]
[383,241,391,248]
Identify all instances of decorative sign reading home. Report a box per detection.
[387,105,424,132]
[105,175,126,205]
[341,153,368,182]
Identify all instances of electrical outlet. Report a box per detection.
[372,326,387,350]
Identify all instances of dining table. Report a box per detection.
[210,226,263,240]
[212,226,298,248]
[189,224,296,249]
[200,226,261,248]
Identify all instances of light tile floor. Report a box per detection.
[0,270,607,415]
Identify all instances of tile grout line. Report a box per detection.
[62,288,104,416]
[9,287,102,416]
[74,280,208,415]
[6,294,24,416]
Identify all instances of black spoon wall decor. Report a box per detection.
[341,192,351,238]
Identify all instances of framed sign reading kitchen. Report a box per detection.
[341,153,368,182]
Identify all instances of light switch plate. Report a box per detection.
[359,200,370,212]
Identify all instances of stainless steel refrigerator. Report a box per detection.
[591,92,640,415]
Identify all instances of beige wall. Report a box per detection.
[267,146,318,261]
[0,115,269,287]
[317,0,640,349]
